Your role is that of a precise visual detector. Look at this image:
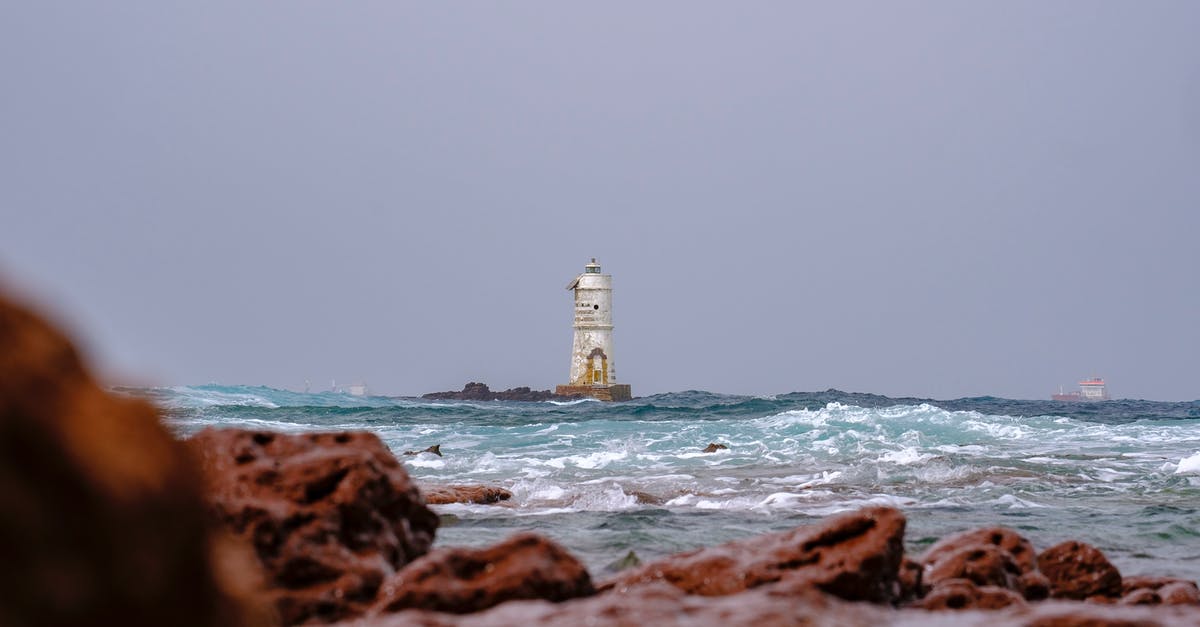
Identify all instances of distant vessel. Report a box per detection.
[1052,378,1109,402]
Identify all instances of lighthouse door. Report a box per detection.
[588,348,608,384]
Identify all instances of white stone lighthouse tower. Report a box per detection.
[555,258,632,402]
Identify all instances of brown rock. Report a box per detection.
[701,443,728,453]
[0,292,266,627]
[1120,588,1161,605]
[920,527,1037,573]
[1159,582,1200,605]
[188,428,439,625]
[914,578,1026,611]
[896,557,923,602]
[421,485,512,505]
[603,506,906,603]
[373,533,594,615]
[354,582,895,627]
[1018,570,1052,601]
[923,545,1023,591]
[1037,541,1122,600]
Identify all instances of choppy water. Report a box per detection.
[145,385,1200,580]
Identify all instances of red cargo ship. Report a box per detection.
[1052,377,1110,402]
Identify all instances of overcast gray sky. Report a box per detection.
[2,2,1197,400]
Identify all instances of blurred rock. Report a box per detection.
[913,578,1026,611]
[188,429,439,625]
[353,583,893,627]
[421,485,512,505]
[0,292,267,627]
[1017,570,1051,601]
[603,506,905,603]
[919,527,1037,573]
[372,533,593,615]
[896,557,923,602]
[701,443,728,453]
[923,545,1023,591]
[1037,541,1122,600]
[1122,576,1200,606]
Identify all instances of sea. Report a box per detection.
[144,385,1200,581]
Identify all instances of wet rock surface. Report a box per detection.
[421,485,513,505]
[187,429,440,625]
[372,533,593,615]
[920,527,1038,574]
[1037,540,1123,601]
[421,382,580,402]
[603,506,907,603]
[0,293,266,627]
[914,579,1026,611]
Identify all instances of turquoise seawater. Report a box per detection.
[145,385,1200,580]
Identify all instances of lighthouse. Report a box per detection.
[555,258,633,402]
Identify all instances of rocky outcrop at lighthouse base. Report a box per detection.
[422,382,581,402]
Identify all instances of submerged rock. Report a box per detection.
[421,382,580,402]
[603,550,642,573]
[701,443,728,453]
[187,429,439,625]
[603,506,906,603]
[404,444,442,457]
[372,533,594,615]
[421,485,513,505]
[0,292,266,627]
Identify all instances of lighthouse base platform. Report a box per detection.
[555,384,632,402]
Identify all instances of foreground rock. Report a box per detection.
[0,292,266,627]
[347,583,1200,627]
[1037,540,1123,600]
[371,533,593,615]
[188,429,440,625]
[421,382,580,402]
[421,485,513,505]
[603,506,906,603]
[351,583,894,627]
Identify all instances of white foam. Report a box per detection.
[1175,452,1200,474]
[879,447,932,465]
[545,398,602,406]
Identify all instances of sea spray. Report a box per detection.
[154,385,1200,579]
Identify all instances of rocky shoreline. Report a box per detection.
[5,291,1200,625]
[421,382,581,402]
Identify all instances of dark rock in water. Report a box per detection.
[602,506,906,604]
[373,532,594,615]
[404,444,442,457]
[0,292,266,627]
[701,443,728,453]
[628,490,665,505]
[913,578,1026,611]
[604,550,642,573]
[187,428,439,625]
[422,382,581,402]
[421,485,512,505]
[1037,540,1123,601]
[919,527,1037,574]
